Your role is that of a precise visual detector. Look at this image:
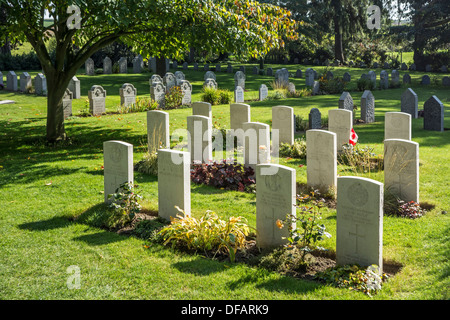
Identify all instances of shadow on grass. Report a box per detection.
[171,257,235,276]
[226,267,321,294]
[18,215,73,232]
[72,231,127,246]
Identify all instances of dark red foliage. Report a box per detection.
[190,160,255,192]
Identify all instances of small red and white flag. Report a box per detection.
[349,128,358,146]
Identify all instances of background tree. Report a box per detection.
[0,0,297,143]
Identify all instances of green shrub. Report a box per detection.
[338,143,384,173]
[117,97,158,114]
[106,182,143,229]
[315,264,389,297]
[164,86,183,109]
[201,87,232,105]
[158,208,252,262]
[135,151,158,176]
[319,76,347,94]
[268,89,287,100]
[278,137,307,159]
[357,78,376,91]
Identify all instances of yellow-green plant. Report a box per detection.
[135,150,158,176]
[158,208,252,262]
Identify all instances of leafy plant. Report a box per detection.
[384,191,427,219]
[117,97,158,114]
[158,208,252,262]
[357,77,376,91]
[315,264,389,297]
[201,87,232,105]
[190,160,256,192]
[279,137,307,159]
[319,75,347,94]
[164,86,183,109]
[277,190,331,263]
[135,150,158,176]
[338,143,384,174]
[268,89,287,100]
[106,182,143,228]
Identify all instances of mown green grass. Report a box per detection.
[0,63,449,300]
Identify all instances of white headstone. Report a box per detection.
[88,85,107,115]
[103,140,134,203]
[204,71,216,81]
[243,122,270,170]
[163,72,177,91]
[272,105,294,145]
[174,71,185,86]
[336,176,383,273]
[180,80,192,105]
[187,115,212,164]
[150,82,166,108]
[103,57,112,74]
[68,76,81,99]
[306,129,337,191]
[85,58,94,76]
[234,86,244,103]
[384,112,411,141]
[259,84,268,101]
[192,101,212,118]
[20,72,31,92]
[256,164,296,248]
[234,71,246,90]
[34,73,47,96]
[62,88,73,119]
[384,139,419,203]
[147,110,170,152]
[119,57,127,73]
[158,149,191,221]
[119,83,137,107]
[328,109,353,151]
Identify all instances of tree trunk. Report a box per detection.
[156,56,167,77]
[0,4,11,55]
[45,73,69,142]
[259,57,264,70]
[334,16,345,63]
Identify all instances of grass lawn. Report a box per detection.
[0,63,449,301]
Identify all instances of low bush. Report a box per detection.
[117,97,158,114]
[384,191,427,219]
[315,264,389,297]
[190,161,256,192]
[338,143,384,173]
[134,151,158,176]
[164,86,183,109]
[278,137,307,159]
[357,78,376,91]
[106,182,143,229]
[201,86,232,105]
[158,208,252,262]
[319,76,347,94]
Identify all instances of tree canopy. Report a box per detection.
[0,0,298,142]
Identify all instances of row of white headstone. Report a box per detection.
[103,136,404,275]
[1,71,47,95]
[103,100,424,274]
